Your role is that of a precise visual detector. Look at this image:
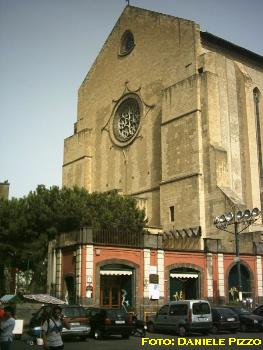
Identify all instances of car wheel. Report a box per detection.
[80,336,87,341]
[178,325,186,337]
[240,324,247,332]
[94,329,103,340]
[147,323,155,333]
[210,325,218,334]
[122,333,130,339]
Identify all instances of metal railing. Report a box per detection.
[92,229,143,247]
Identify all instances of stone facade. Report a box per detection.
[53,6,263,310]
[62,6,263,242]
[0,181,10,200]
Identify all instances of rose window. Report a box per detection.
[113,98,141,142]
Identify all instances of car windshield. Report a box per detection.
[231,307,251,315]
[63,307,86,317]
[217,308,236,317]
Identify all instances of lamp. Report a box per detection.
[219,215,226,223]
[236,211,243,221]
[252,207,260,217]
[225,212,234,222]
[243,209,251,220]
[214,207,261,302]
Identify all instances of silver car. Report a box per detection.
[147,300,212,336]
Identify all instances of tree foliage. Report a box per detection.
[0,185,146,293]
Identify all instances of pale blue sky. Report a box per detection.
[1,0,263,198]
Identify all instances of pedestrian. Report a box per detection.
[42,305,70,350]
[0,306,16,350]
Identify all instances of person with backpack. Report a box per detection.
[42,306,70,350]
[0,306,16,350]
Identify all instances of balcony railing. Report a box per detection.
[92,228,143,247]
[57,227,144,248]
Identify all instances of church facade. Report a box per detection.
[48,6,263,313]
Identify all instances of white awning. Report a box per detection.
[170,273,199,279]
[100,270,133,276]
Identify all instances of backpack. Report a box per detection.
[43,317,63,334]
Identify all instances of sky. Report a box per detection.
[1,0,263,199]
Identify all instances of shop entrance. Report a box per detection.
[64,274,75,304]
[100,264,133,308]
[228,264,251,301]
[170,267,200,300]
[100,278,121,307]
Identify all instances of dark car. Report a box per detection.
[225,306,263,332]
[29,304,91,340]
[85,307,133,339]
[211,307,240,334]
[253,304,263,317]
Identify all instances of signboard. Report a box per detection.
[149,274,159,284]
[13,320,23,335]
[149,283,159,300]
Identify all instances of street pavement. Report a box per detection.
[12,331,263,350]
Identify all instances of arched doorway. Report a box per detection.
[100,264,134,308]
[170,267,200,300]
[228,264,251,301]
[64,274,75,304]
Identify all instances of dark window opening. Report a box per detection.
[120,30,135,56]
[169,304,188,316]
[193,302,210,315]
[170,206,175,222]
[158,305,169,315]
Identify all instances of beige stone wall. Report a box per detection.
[63,6,200,228]
[0,182,9,200]
[160,176,200,231]
[62,128,93,191]
[63,5,263,240]
[199,45,263,238]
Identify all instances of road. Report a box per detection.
[13,331,263,350]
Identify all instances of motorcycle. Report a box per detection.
[131,316,147,337]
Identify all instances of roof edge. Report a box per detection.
[201,31,263,65]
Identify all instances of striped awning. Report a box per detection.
[170,273,198,279]
[100,270,133,276]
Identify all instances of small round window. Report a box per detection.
[113,97,141,143]
[120,30,134,56]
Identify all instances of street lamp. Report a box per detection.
[214,207,261,302]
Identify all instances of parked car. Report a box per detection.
[225,306,263,332]
[211,307,240,334]
[29,304,91,340]
[253,304,263,317]
[147,300,212,336]
[85,307,133,339]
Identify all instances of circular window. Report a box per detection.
[120,30,134,56]
[113,97,141,143]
